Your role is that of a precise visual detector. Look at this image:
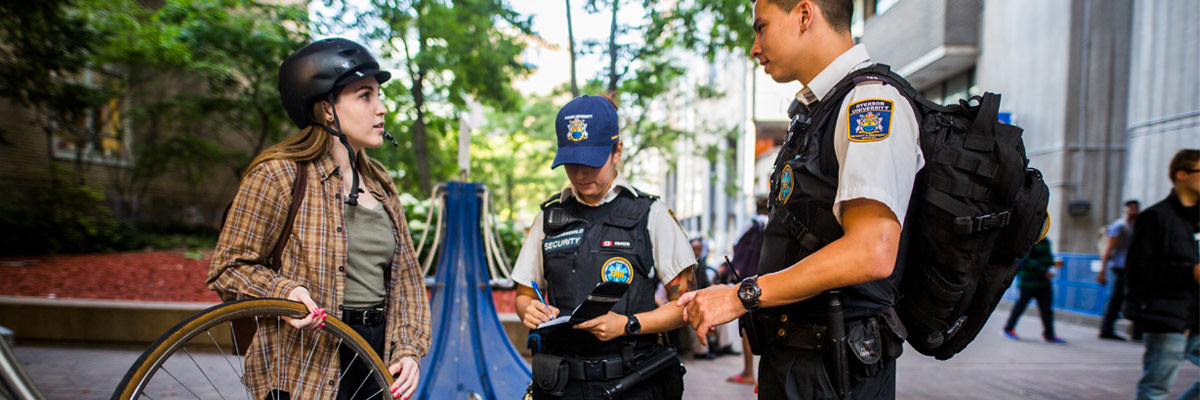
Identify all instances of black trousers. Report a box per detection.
[757,343,896,400]
[1004,285,1056,338]
[1099,268,1143,337]
[261,318,387,400]
[338,317,388,400]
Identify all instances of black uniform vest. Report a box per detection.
[540,188,661,355]
[758,81,903,322]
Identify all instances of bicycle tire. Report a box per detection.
[112,298,393,400]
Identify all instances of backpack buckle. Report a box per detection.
[955,211,1011,234]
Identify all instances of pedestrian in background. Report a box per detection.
[1124,149,1199,400]
[1097,199,1140,341]
[1003,237,1067,343]
[724,195,769,386]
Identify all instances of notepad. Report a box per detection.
[536,281,630,329]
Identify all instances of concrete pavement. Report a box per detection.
[10,310,1199,399]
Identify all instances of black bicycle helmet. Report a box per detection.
[278,38,395,206]
[278,37,392,129]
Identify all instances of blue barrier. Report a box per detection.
[1001,253,1111,317]
[416,182,531,400]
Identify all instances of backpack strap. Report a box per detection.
[264,161,308,269]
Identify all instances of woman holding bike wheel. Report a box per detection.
[208,38,429,400]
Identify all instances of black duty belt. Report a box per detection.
[565,356,626,381]
[763,313,834,350]
[342,305,386,327]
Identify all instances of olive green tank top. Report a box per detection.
[343,202,395,309]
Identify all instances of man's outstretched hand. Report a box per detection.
[676,284,745,346]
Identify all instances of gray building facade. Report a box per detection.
[858,0,1195,253]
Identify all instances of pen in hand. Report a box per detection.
[532,281,557,319]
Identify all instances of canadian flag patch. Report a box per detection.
[601,240,632,249]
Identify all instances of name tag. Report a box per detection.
[601,240,632,249]
[544,228,585,252]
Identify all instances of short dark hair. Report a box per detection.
[758,0,853,34]
[1168,149,1200,182]
[1123,200,1139,207]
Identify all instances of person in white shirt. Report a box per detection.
[512,95,697,399]
[678,1,921,398]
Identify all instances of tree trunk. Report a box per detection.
[411,68,433,195]
[505,172,514,221]
[566,0,579,97]
[606,0,619,99]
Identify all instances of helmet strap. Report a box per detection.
[317,95,362,206]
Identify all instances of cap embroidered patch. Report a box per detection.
[847,99,893,142]
[566,116,589,142]
[779,164,794,205]
[601,257,634,283]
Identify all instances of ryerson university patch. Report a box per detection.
[565,114,591,142]
[847,98,893,142]
[543,228,585,252]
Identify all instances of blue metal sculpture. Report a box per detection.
[416,182,531,400]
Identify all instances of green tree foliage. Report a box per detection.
[662,0,755,60]
[571,0,753,177]
[321,0,536,196]
[470,92,564,222]
[0,0,309,253]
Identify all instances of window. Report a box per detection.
[920,68,977,106]
[51,69,131,166]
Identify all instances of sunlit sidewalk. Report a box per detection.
[11,309,1199,399]
[681,307,1199,400]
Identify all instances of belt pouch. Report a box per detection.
[740,312,767,355]
[532,353,569,396]
[847,318,883,377]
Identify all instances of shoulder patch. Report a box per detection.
[847,99,893,142]
[778,164,794,205]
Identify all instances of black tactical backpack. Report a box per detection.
[831,64,1051,360]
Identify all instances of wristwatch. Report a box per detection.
[738,277,762,312]
[625,314,642,336]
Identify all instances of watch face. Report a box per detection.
[738,284,753,301]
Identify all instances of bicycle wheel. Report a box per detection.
[112,298,393,400]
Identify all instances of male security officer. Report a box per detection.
[678,1,921,398]
[512,95,697,399]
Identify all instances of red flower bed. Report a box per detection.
[0,250,220,302]
[0,251,518,313]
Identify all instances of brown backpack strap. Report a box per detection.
[265,161,308,270]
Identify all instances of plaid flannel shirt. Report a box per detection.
[208,152,431,399]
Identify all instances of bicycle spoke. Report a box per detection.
[256,316,279,400]
[182,347,229,400]
[334,350,359,389]
[226,322,248,376]
[366,387,386,400]
[349,369,372,400]
[206,329,254,400]
[291,329,322,396]
[160,365,204,400]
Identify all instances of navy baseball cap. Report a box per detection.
[552,95,620,168]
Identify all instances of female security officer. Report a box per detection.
[512,95,697,399]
